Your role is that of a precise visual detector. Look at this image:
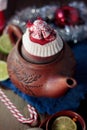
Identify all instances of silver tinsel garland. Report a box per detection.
[8,1,87,43]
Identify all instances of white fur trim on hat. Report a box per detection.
[22,29,63,57]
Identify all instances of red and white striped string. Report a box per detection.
[0,88,38,126]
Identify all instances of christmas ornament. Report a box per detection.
[55,6,80,27]
[0,11,5,34]
[0,0,8,34]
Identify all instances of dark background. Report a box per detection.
[5,0,87,19]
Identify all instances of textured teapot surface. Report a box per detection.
[7,19,77,98]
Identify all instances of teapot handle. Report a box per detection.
[7,24,22,45]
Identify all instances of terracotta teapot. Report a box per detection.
[7,19,77,98]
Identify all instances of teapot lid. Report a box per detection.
[22,18,63,57]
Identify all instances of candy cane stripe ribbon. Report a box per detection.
[0,88,38,126]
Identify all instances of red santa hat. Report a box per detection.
[22,19,63,57]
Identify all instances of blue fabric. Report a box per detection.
[1,39,87,115]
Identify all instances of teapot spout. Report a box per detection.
[65,77,77,88]
[44,76,77,98]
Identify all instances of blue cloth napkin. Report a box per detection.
[1,39,87,115]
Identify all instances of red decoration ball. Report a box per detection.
[55,6,80,27]
[0,11,5,32]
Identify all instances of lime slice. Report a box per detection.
[0,60,9,81]
[0,34,13,54]
[52,116,77,130]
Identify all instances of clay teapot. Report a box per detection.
[7,19,77,98]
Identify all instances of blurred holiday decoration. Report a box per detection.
[0,0,8,34]
[55,6,80,27]
[0,0,8,11]
[0,11,5,33]
[7,1,87,44]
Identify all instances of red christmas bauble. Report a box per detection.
[0,11,5,32]
[55,6,80,27]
